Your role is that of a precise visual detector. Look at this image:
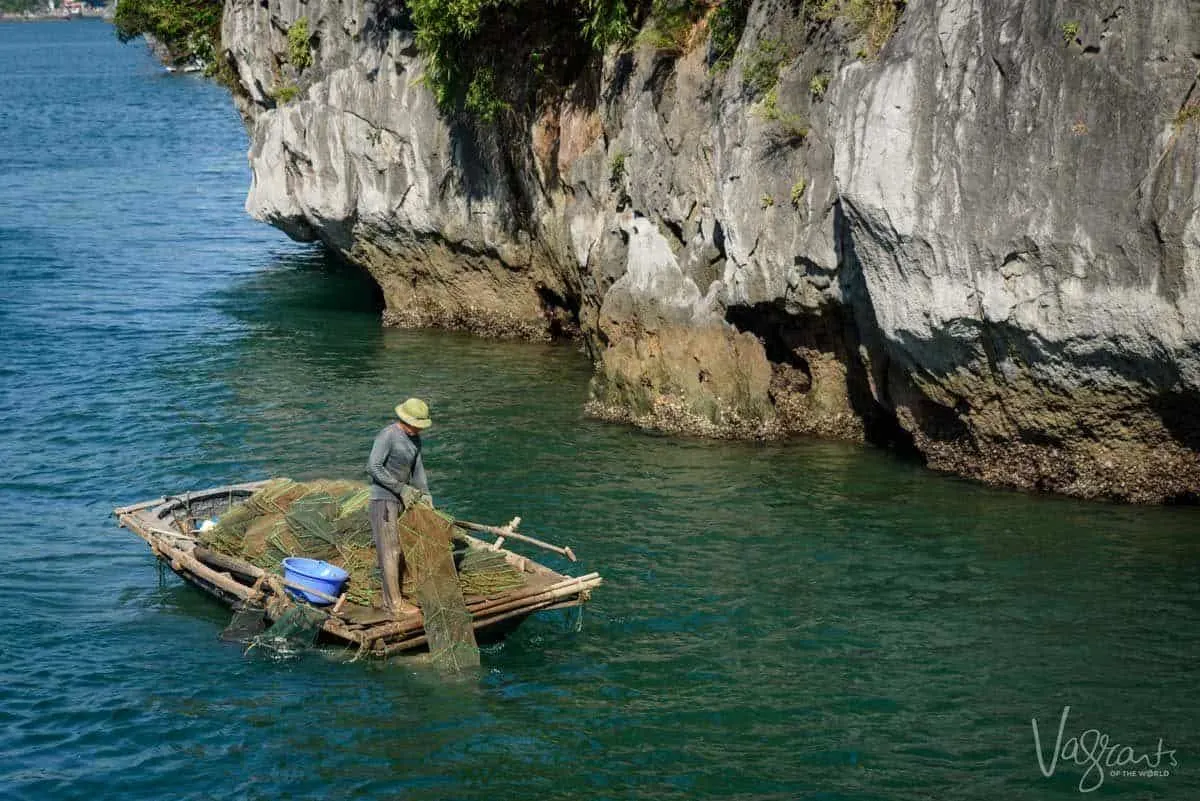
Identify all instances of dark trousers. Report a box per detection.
[369,499,403,612]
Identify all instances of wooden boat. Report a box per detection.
[114,481,602,657]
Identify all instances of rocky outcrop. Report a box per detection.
[220,0,1200,503]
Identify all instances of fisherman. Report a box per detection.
[367,397,433,615]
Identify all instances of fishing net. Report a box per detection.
[246,604,328,657]
[220,600,267,643]
[198,478,525,612]
[398,504,480,670]
[457,547,526,595]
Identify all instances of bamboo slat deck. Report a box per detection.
[114,482,602,657]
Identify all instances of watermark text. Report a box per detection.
[1032,706,1177,792]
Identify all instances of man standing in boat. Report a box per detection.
[367,397,433,615]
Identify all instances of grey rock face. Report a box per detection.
[830,1,1200,501]
[221,0,1200,502]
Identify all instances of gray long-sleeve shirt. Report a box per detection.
[366,423,429,502]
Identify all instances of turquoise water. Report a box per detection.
[1,19,1198,801]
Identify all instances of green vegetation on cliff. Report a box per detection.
[1176,102,1200,130]
[813,0,904,57]
[639,0,705,54]
[287,16,313,70]
[406,0,905,121]
[709,0,750,69]
[406,0,737,120]
[0,0,47,13]
[113,0,222,67]
[408,0,634,121]
[111,0,904,119]
[271,82,300,103]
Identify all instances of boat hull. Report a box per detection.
[114,482,601,657]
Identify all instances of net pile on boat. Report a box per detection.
[458,548,529,595]
[198,478,526,609]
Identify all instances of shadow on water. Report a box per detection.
[219,247,385,330]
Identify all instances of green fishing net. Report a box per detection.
[246,604,328,657]
[398,504,480,671]
[220,600,267,644]
[201,480,381,607]
[457,547,526,595]
[199,478,524,611]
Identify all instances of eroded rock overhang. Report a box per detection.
[220,0,1200,502]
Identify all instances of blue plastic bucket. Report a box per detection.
[281,557,349,605]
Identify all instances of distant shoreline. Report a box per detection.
[0,9,110,22]
[0,14,70,22]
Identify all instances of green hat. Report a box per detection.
[395,397,432,429]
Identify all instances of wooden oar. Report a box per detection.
[456,517,577,562]
[113,497,166,515]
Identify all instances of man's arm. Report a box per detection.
[366,428,406,496]
[410,450,430,494]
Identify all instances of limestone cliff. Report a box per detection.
[219,0,1200,503]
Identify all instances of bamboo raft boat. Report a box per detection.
[114,481,603,657]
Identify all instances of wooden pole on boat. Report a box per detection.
[163,545,257,603]
[194,547,265,579]
[456,517,578,562]
[379,582,601,657]
[379,603,542,656]
[465,574,601,620]
[363,572,601,642]
[117,499,373,645]
[113,497,167,516]
[193,546,345,605]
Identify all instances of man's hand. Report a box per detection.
[399,484,432,508]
